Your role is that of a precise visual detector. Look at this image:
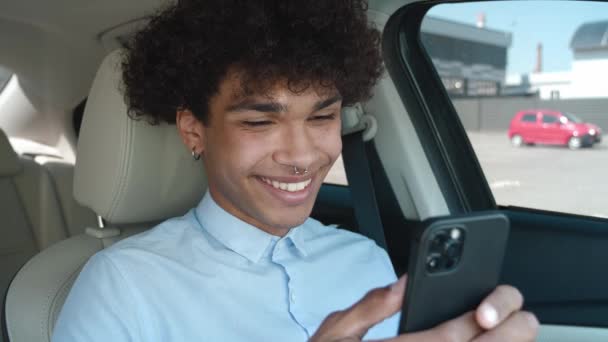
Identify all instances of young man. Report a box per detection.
[53,0,538,341]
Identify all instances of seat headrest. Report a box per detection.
[0,129,22,176]
[74,50,207,224]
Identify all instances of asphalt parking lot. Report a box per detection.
[467,131,607,218]
[325,131,607,219]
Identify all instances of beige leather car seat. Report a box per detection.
[4,49,207,342]
[0,129,74,342]
[39,160,98,236]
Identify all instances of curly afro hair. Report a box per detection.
[122,0,383,125]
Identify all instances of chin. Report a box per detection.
[267,210,310,230]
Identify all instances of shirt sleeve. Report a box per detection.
[52,252,140,342]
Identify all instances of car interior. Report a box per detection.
[1,0,608,341]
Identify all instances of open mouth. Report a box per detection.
[258,176,312,193]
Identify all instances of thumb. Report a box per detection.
[342,275,407,338]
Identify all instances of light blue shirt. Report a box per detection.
[53,192,399,341]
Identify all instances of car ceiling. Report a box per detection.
[0,0,165,37]
[0,0,411,113]
[0,0,167,112]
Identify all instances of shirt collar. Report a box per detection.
[285,225,308,258]
[194,192,308,263]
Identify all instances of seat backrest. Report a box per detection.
[4,49,207,342]
[38,160,98,237]
[0,129,75,342]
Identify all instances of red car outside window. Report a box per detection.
[508,109,602,149]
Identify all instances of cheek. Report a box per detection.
[314,124,343,160]
[224,131,275,171]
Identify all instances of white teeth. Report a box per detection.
[260,177,312,192]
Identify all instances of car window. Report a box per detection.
[521,114,537,122]
[325,155,348,185]
[563,112,583,123]
[542,115,559,124]
[0,65,11,92]
[420,1,607,218]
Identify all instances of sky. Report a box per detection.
[427,1,608,75]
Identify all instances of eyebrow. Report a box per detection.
[313,94,343,112]
[226,100,288,113]
[226,94,343,114]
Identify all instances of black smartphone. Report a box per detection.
[398,211,510,333]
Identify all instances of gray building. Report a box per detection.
[420,16,512,97]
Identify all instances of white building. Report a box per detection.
[506,20,608,99]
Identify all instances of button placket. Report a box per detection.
[290,290,296,303]
[271,238,309,334]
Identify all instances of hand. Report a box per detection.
[309,276,539,342]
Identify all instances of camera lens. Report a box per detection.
[444,240,462,259]
[426,253,443,272]
[431,232,448,252]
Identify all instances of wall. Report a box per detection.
[571,51,608,99]
[453,97,608,131]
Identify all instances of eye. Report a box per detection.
[309,113,337,122]
[242,120,273,127]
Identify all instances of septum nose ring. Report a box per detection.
[293,166,309,175]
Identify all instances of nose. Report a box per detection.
[273,125,318,173]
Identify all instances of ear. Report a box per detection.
[176,109,206,155]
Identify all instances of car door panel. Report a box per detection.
[538,325,608,342]
[501,208,608,327]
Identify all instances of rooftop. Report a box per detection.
[422,16,512,47]
[570,20,608,51]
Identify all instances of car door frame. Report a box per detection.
[540,112,562,144]
[380,0,608,329]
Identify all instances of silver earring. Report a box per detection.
[192,147,201,161]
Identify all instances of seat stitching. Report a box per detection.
[107,116,133,221]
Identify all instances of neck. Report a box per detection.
[208,188,290,237]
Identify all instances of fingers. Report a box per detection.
[476,285,524,329]
[310,275,407,342]
[433,311,485,341]
[312,281,534,342]
[346,275,407,336]
[379,311,483,342]
[472,311,539,342]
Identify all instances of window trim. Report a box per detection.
[0,71,12,94]
[382,1,496,215]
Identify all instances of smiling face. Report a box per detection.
[177,71,343,236]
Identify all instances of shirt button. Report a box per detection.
[290,292,296,303]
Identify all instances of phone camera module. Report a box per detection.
[426,228,465,273]
[444,240,462,259]
[426,253,443,272]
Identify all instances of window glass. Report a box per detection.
[563,112,583,123]
[0,65,11,92]
[521,114,537,122]
[325,155,348,185]
[420,1,608,218]
[542,115,559,124]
